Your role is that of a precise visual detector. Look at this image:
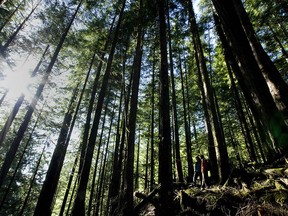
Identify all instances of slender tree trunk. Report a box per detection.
[166,1,184,183]
[78,11,117,176]
[0,107,42,209]
[179,54,194,182]
[157,0,173,214]
[0,44,49,146]
[123,1,143,212]
[187,0,230,183]
[72,1,126,214]
[0,94,24,146]
[0,0,25,33]
[107,90,124,215]
[150,57,155,192]
[0,89,8,106]
[0,0,41,55]
[31,45,50,77]
[59,152,79,216]
[19,146,45,216]
[88,92,111,216]
[108,42,130,215]
[135,133,140,190]
[34,85,79,216]
[0,0,82,189]
[95,103,115,216]
[267,22,288,62]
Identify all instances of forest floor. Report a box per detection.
[137,159,288,215]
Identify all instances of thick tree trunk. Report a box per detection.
[34,86,79,216]
[233,0,288,113]
[212,0,288,151]
[214,14,258,162]
[157,0,173,214]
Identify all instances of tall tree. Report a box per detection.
[33,85,79,216]
[186,0,229,183]
[233,0,288,112]
[212,0,288,152]
[157,0,173,214]
[122,0,143,214]
[0,94,24,146]
[0,0,41,55]
[167,0,184,183]
[71,0,126,214]
[0,0,82,191]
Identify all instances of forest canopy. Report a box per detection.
[0,0,287,215]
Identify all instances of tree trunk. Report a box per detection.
[123,1,143,212]
[179,53,194,182]
[0,108,42,209]
[0,0,25,33]
[233,0,288,113]
[167,1,184,183]
[0,94,24,146]
[34,85,79,216]
[187,0,230,183]
[95,99,115,215]
[88,92,111,216]
[19,146,45,216]
[150,55,156,192]
[0,0,40,55]
[78,10,117,177]
[0,89,8,106]
[157,0,173,214]
[59,152,79,216]
[212,0,288,151]
[71,0,126,214]
[0,0,81,189]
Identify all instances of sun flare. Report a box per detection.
[0,57,37,101]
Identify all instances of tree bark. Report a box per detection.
[0,94,24,146]
[0,0,40,55]
[233,0,288,113]
[34,85,79,216]
[157,0,173,214]
[187,0,230,183]
[71,0,126,214]
[123,0,143,212]
[212,0,288,151]
[0,0,82,189]
[167,0,184,183]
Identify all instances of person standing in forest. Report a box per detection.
[193,156,202,186]
[200,155,208,190]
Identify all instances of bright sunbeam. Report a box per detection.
[0,57,37,101]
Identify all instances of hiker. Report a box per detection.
[193,156,202,186]
[200,155,208,189]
